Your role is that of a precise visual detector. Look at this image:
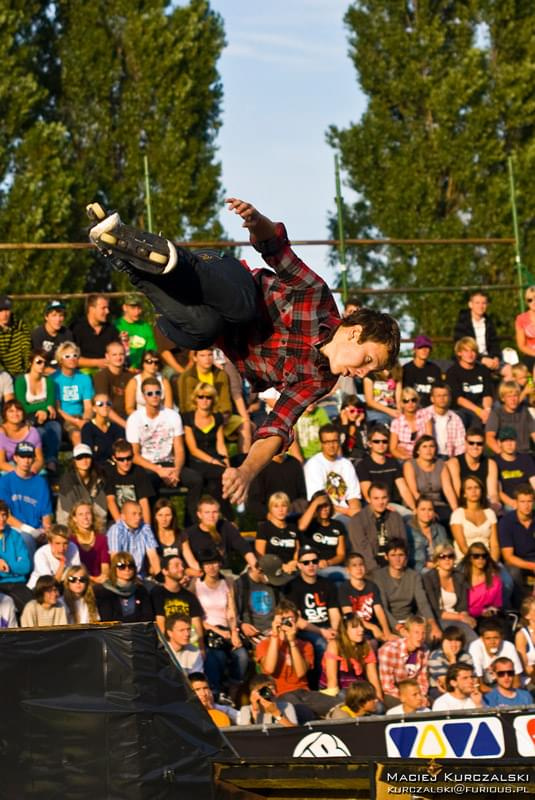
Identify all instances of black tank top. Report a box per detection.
[458,453,489,485]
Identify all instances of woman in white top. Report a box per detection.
[124,350,173,415]
[450,475,499,563]
[515,596,535,688]
[62,564,100,624]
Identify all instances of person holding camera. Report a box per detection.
[237,673,297,726]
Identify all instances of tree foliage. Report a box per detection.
[329,1,535,352]
[0,0,225,321]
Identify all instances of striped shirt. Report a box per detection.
[106,519,158,577]
[0,317,31,376]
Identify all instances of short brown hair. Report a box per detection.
[337,307,400,369]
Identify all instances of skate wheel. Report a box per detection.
[149,251,168,265]
[100,232,117,245]
[86,202,106,221]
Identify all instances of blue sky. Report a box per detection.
[208,0,366,290]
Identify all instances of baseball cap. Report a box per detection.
[0,295,12,311]
[123,293,143,306]
[497,426,517,441]
[414,335,433,350]
[45,299,66,314]
[299,544,320,561]
[72,443,93,458]
[15,441,35,457]
[258,554,294,586]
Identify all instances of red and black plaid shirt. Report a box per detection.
[218,224,340,447]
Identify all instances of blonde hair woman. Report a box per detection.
[67,500,110,584]
[256,491,299,573]
[389,387,427,460]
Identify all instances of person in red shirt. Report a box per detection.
[88,198,400,504]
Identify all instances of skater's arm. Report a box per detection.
[222,435,283,504]
[226,198,277,241]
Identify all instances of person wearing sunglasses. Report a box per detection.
[468,617,524,694]
[390,388,427,461]
[104,439,154,525]
[124,349,172,416]
[446,337,494,428]
[81,393,123,464]
[447,426,500,509]
[56,443,107,527]
[14,350,61,473]
[0,398,44,475]
[484,656,533,707]
[52,341,94,446]
[94,550,153,623]
[20,574,67,628]
[125,377,202,521]
[114,293,157,371]
[62,564,100,624]
[27,523,80,589]
[460,542,503,621]
[356,423,415,513]
[422,543,477,643]
[515,286,535,373]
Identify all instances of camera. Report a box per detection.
[281,617,293,628]
[258,685,274,701]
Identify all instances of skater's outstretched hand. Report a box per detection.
[222,466,250,505]
[226,197,277,242]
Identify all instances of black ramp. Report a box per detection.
[0,622,225,800]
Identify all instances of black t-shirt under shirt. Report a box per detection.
[402,361,442,407]
[151,584,203,620]
[284,575,338,627]
[299,519,347,561]
[256,520,298,562]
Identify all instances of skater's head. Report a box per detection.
[323,307,399,378]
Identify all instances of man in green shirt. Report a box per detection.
[114,294,157,370]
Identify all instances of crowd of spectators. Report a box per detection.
[2,288,535,728]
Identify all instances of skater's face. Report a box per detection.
[328,325,389,378]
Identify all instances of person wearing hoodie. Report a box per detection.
[94,551,153,623]
[0,499,32,612]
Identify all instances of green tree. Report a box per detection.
[330,1,535,352]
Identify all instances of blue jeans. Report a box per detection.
[36,419,62,464]
[204,645,249,696]
[298,628,329,690]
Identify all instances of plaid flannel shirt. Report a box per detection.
[218,224,340,447]
[421,406,466,457]
[378,637,429,698]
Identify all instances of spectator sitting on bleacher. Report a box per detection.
[347,483,406,572]
[106,500,160,579]
[327,681,379,719]
[304,424,361,519]
[62,564,100,624]
[332,395,367,463]
[0,294,31,378]
[0,499,32,613]
[495,427,535,510]
[124,349,173,416]
[432,662,483,711]
[71,294,120,371]
[449,475,500,563]
[53,341,94,446]
[165,613,204,675]
[0,399,44,475]
[389,388,428,462]
[498,483,535,606]
[294,401,331,462]
[356,424,415,513]
[297,492,347,579]
[94,551,153,623]
[468,618,524,694]
[93,341,130,427]
[152,498,182,559]
[151,554,204,646]
[56,443,107,526]
[446,337,494,428]
[386,677,429,715]
[454,290,501,374]
[320,613,383,701]
[484,656,533,707]
[378,614,430,709]
[27,523,80,589]
[126,376,202,522]
[338,551,393,643]
[461,542,504,622]
[405,496,449,573]
[255,491,299,574]
[114,293,157,371]
[0,369,14,415]
[81,393,123,464]
[20,574,67,628]
[401,335,442,407]
[486,380,535,455]
[14,351,61,473]
[421,543,477,643]
[246,451,307,522]
[515,286,535,374]
[363,366,401,427]
[31,299,72,370]
[104,439,153,525]
[237,673,297,727]
[404,435,459,525]
[67,501,110,585]
[181,495,256,576]
[420,382,465,459]
[189,672,236,727]
[178,348,232,415]
[0,441,52,557]
[447,427,500,507]
[236,556,291,643]
[427,625,473,701]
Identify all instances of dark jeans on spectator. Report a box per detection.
[0,582,33,613]
[120,248,259,350]
[189,458,233,519]
[36,419,62,465]
[149,464,202,524]
[298,628,329,690]
[204,644,249,698]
